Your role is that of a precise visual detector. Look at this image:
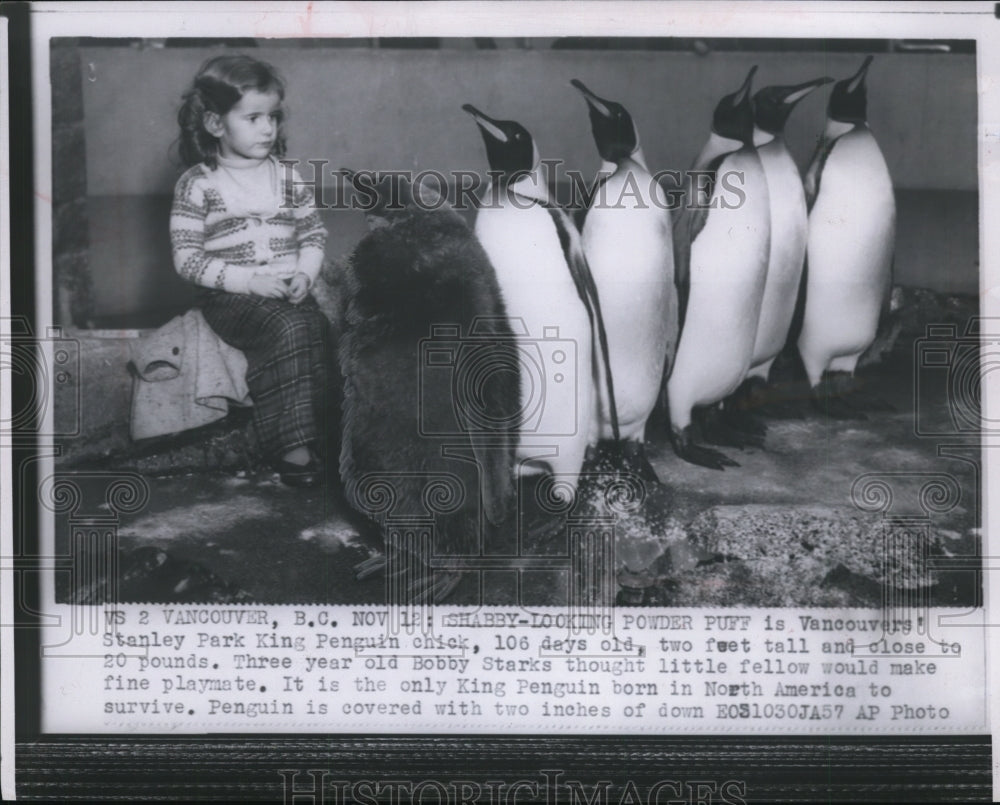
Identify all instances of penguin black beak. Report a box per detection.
[570,78,613,118]
[847,55,874,93]
[733,65,758,105]
[461,102,486,120]
[462,103,509,142]
[780,76,835,107]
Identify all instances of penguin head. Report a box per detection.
[463,104,538,183]
[341,168,406,230]
[828,56,873,125]
[570,79,638,164]
[753,76,834,134]
[341,168,448,231]
[711,65,757,145]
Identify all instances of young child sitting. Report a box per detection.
[171,54,330,487]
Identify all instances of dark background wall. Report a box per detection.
[56,41,978,328]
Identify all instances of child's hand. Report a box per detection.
[248,274,289,299]
[286,273,311,304]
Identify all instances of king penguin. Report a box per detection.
[797,56,895,417]
[338,172,521,602]
[463,104,618,507]
[666,66,771,470]
[724,76,834,421]
[570,79,677,484]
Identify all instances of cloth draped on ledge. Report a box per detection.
[129,309,252,441]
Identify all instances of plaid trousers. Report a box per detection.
[200,291,331,459]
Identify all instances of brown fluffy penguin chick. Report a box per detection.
[338,173,521,603]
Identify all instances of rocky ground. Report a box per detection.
[55,287,982,608]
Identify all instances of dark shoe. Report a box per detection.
[275,458,324,488]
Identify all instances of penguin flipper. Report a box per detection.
[804,134,839,212]
[575,172,609,231]
[672,162,718,332]
[672,211,692,333]
[784,254,809,354]
[544,204,620,441]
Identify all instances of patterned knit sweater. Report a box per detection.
[170,155,327,295]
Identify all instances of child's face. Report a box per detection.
[209,89,282,162]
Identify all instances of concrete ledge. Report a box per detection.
[53,330,265,473]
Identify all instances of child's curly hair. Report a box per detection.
[177,54,288,169]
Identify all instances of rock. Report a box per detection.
[856,285,977,368]
[858,316,903,369]
[572,467,689,581]
[886,285,977,340]
[684,504,939,594]
[659,558,859,607]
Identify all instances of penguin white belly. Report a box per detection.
[582,172,675,441]
[474,201,595,488]
[798,130,895,384]
[668,150,770,426]
[750,140,808,375]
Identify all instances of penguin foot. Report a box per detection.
[521,508,569,543]
[372,551,466,604]
[810,371,869,420]
[518,473,571,542]
[724,376,769,421]
[354,533,470,603]
[698,406,766,450]
[354,554,388,581]
[407,570,464,604]
[587,440,661,485]
[669,425,739,470]
[720,382,770,441]
[620,440,662,484]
